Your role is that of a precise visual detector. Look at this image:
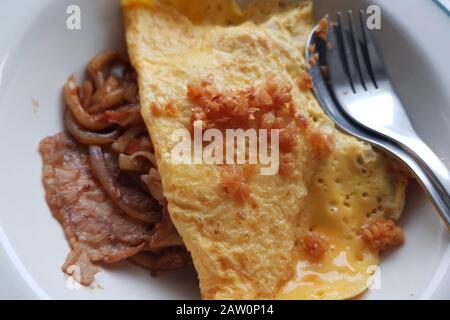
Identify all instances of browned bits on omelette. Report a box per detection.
[39,133,151,269]
[295,114,309,132]
[297,72,313,91]
[300,233,329,261]
[315,17,329,41]
[150,101,177,117]
[279,153,296,177]
[220,165,251,202]
[308,130,335,157]
[188,77,305,136]
[188,76,307,177]
[309,53,319,66]
[308,43,316,55]
[361,219,404,252]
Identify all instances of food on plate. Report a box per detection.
[39,0,409,299]
[39,52,191,281]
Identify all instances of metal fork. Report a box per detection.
[324,11,450,228]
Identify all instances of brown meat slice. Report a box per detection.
[62,248,99,286]
[39,133,152,266]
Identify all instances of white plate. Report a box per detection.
[0,0,448,300]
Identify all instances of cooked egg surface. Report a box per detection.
[280,133,406,299]
[123,0,407,299]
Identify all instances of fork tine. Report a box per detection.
[356,10,378,89]
[336,11,365,93]
[359,10,387,86]
[325,16,354,95]
[347,11,373,91]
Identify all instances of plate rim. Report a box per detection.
[0,0,448,300]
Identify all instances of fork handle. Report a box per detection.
[402,137,450,228]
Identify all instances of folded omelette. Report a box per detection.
[123,0,407,299]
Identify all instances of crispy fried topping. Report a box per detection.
[308,43,316,55]
[308,129,335,157]
[361,219,404,252]
[295,114,309,132]
[279,153,296,177]
[188,77,305,134]
[150,101,177,117]
[300,233,329,261]
[315,17,329,41]
[309,52,320,66]
[188,77,309,178]
[220,165,251,202]
[297,72,313,91]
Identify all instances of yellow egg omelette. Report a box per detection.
[122,0,407,299]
